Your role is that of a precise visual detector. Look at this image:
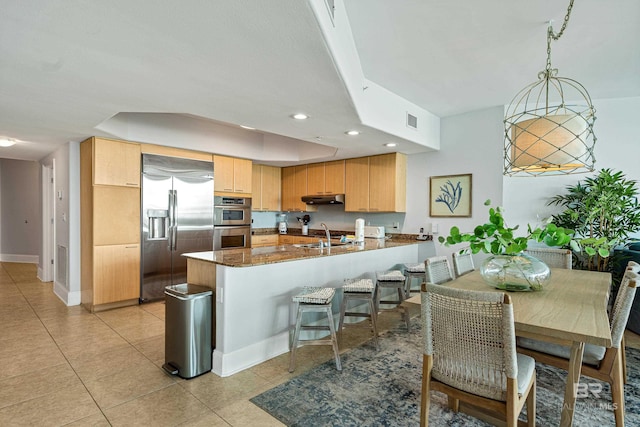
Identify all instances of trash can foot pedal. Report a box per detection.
[162,362,179,376]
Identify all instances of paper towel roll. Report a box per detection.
[355,218,365,243]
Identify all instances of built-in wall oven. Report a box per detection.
[214,196,251,250]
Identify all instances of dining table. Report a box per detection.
[407,268,612,427]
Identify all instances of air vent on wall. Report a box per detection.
[56,245,67,287]
[407,113,418,129]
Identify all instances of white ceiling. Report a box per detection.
[1,0,638,163]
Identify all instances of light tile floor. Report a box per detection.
[3,262,639,426]
[0,262,414,426]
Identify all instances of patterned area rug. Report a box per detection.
[251,323,640,426]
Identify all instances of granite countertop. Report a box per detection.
[252,227,433,242]
[183,237,422,268]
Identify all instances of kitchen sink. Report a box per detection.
[293,242,349,249]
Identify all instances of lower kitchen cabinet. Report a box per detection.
[252,234,279,247]
[92,244,140,306]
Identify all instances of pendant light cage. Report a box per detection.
[503,0,596,177]
[504,70,596,176]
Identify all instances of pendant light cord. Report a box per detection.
[546,0,574,72]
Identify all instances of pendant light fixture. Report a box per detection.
[504,0,596,176]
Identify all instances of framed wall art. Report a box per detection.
[429,173,472,217]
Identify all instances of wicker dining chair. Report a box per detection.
[424,256,454,285]
[452,250,475,277]
[524,247,572,269]
[420,283,536,427]
[517,270,638,427]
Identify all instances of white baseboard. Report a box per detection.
[213,331,290,377]
[53,281,81,306]
[0,254,39,264]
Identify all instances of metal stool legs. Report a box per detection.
[289,302,341,373]
[338,290,379,349]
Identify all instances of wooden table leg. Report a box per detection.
[560,341,585,427]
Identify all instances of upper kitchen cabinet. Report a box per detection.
[345,157,369,212]
[252,164,281,211]
[369,153,406,212]
[281,165,317,212]
[92,137,141,187]
[306,160,345,195]
[345,153,406,212]
[213,155,252,196]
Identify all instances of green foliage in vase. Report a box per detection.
[548,168,640,271]
[438,200,574,255]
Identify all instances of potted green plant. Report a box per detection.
[439,200,576,291]
[548,168,640,273]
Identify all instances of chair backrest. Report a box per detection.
[421,283,516,402]
[627,260,640,274]
[424,256,453,285]
[610,270,638,348]
[524,248,572,269]
[452,250,475,277]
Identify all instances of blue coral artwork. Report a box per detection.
[429,174,472,217]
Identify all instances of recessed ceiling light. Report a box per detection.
[292,113,308,120]
[384,142,397,147]
[240,125,255,130]
[345,130,360,136]
[0,138,17,147]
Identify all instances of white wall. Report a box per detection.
[41,142,81,305]
[0,159,40,262]
[503,96,640,240]
[44,96,640,307]
[270,96,640,263]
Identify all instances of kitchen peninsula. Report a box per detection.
[184,238,432,377]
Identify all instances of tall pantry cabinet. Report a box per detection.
[80,137,141,312]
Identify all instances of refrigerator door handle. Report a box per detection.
[168,189,174,251]
[172,190,178,250]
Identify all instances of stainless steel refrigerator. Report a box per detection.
[141,154,214,302]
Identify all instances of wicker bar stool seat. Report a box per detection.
[338,278,378,349]
[403,263,426,297]
[289,287,341,373]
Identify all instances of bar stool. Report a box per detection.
[376,270,410,330]
[403,263,426,297]
[338,278,378,349]
[289,286,341,373]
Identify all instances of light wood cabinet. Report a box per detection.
[93,244,141,305]
[93,137,140,187]
[345,153,406,212]
[278,235,297,245]
[306,160,345,195]
[278,235,320,245]
[345,157,370,212]
[214,155,252,195]
[280,165,317,212]
[252,234,279,247]
[252,164,281,211]
[369,153,406,212]
[81,137,141,312]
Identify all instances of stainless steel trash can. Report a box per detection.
[163,283,212,379]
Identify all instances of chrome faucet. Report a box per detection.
[321,223,331,248]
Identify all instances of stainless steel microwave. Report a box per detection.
[214,226,251,250]
[214,196,251,226]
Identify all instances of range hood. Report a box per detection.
[301,194,345,205]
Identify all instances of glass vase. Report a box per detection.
[480,253,550,291]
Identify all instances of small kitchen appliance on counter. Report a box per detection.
[364,225,385,239]
[355,218,365,243]
[277,213,288,234]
